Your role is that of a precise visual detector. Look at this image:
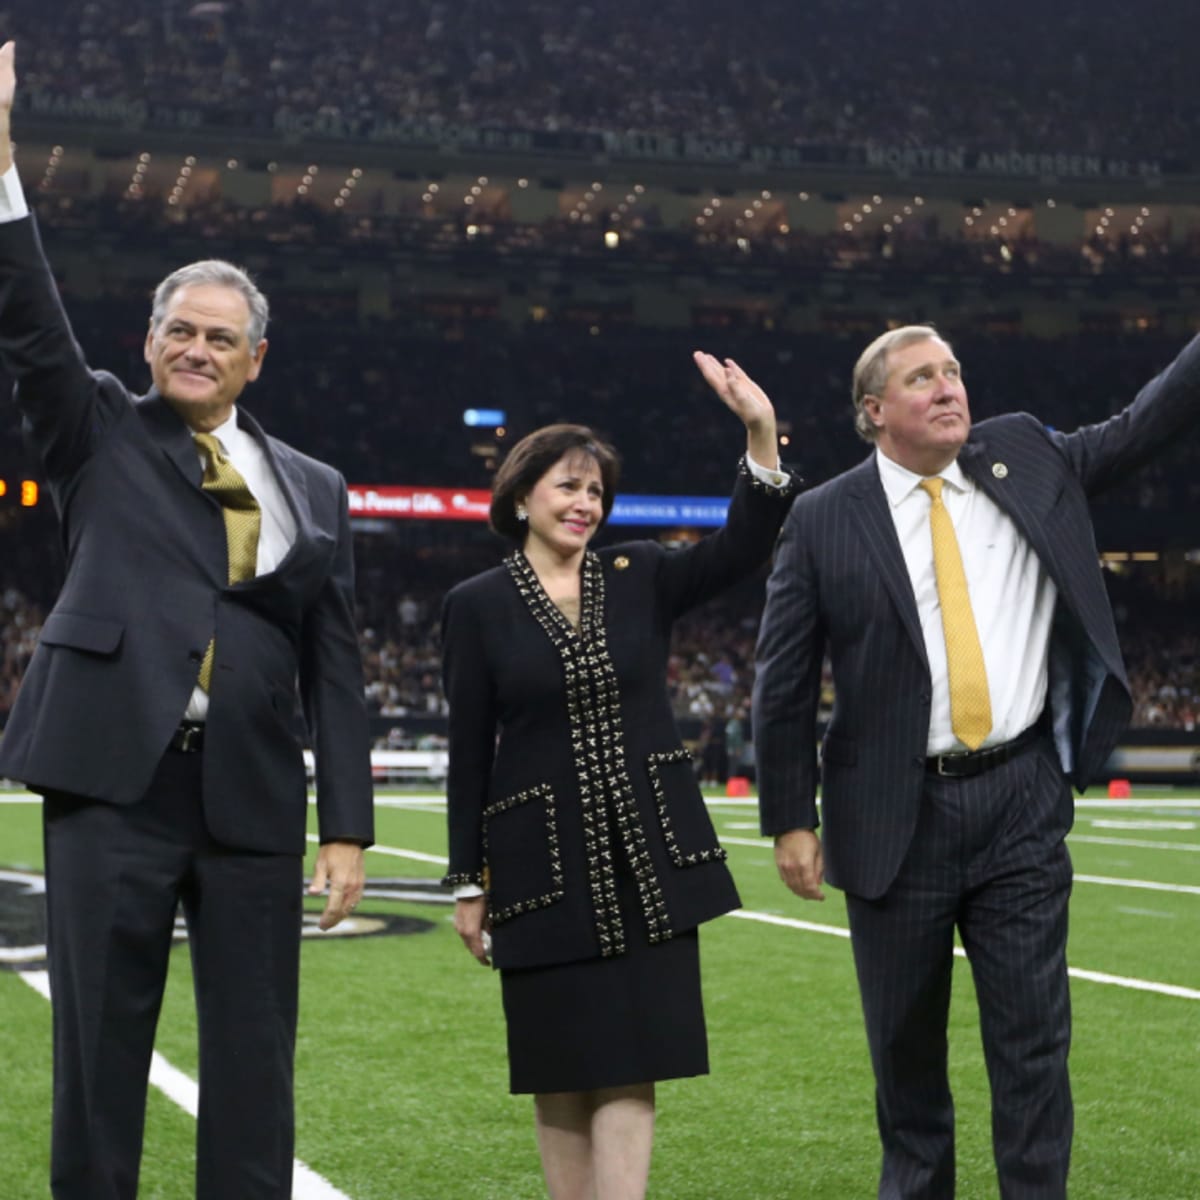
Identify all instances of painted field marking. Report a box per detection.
[345,834,1200,1001]
[349,834,1200,899]
[1090,819,1196,831]
[1071,835,1200,853]
[305,832,447,866]
[1075,799,1200,809]
[16,972,355,1200]
[373,796,449,811]
[1075,874,1200,896]
[723,834,1200,868]
[726,910,1200,1001]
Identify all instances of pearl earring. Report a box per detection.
[516,504,528,522]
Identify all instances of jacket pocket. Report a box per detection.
[482,783,564,926]
[821,733,857,767]
[646,749,727,867]
[38,611,124,657]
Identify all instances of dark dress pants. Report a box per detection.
[844,739,1074,1200]
[42,745,304,1200]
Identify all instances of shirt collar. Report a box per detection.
[874,447,971,509]
[199,408,247,456]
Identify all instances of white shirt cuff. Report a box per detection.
[0,165,29,222]
[745,451,789,489]
[453,883,485,899]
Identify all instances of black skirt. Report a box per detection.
[499,875,709,1094]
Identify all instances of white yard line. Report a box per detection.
[720,840,1200,878]
[305,832,448,866]
[727,910,1200,1001]
[1071,834,1200,853]
[347,835,1200,1002]
[1075,798,1200,809]
[17,972,355,1200]
[1075,874,1200,896]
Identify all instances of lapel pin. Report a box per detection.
[992,462,1009,479]
[614,556,630,570]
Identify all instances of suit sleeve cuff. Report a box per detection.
[745,451,790,489]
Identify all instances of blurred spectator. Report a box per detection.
[8,0,1200,161]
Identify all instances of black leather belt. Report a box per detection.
[927,721,1043,778]
[170,722,205,753]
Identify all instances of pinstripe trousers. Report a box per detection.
[844,736,1074,1200]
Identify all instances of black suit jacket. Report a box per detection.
[442,465,797,970]
[0,216,373,855]
[753,338,1200,899]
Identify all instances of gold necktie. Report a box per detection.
[194,432,261,691]
[919,477,992,750]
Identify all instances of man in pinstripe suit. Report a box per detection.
[752,325,1200,1198]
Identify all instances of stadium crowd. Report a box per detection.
[4,281,1198,517]
[2,565,1196,738]
[11,0,1200,162]
[2,2,1199,746]
[30,189,1199,283]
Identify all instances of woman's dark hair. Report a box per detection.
[490,424,621,544]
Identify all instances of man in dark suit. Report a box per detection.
[753,321,1200,1198]
[0,44,374,1199]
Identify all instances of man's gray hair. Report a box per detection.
[851,324,947,443]
[150,260,269,346]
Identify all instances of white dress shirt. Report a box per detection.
[184,412,297,720]
[875,448,1058,755]
[0,164,28,220]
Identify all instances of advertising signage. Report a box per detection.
[348,487,728,527]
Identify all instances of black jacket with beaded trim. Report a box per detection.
[441,461,798,971]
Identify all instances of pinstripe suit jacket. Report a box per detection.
[753,336,1200,899]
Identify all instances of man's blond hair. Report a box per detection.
[851,324,947,442]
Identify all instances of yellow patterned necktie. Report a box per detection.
[194,432,261,691]
[918,477,992,751]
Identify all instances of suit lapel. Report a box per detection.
[233,408,325,581]
[846,457,928,668]
[236,407,314,539]
[139,390,205,489]
[957,438,1063,586]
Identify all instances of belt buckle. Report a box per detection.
[933,751,969,777]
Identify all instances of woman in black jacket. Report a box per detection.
[441,352,798,1200]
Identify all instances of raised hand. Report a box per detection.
[693,350,780,469]
[0,42,15,175]
[0,41,14,114]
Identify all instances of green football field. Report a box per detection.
[1,787,1197,1199]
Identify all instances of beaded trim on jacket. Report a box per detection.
[442,871,484,888]
[482,783,564,924]
[646,749,729,867]
[503,547,673,956]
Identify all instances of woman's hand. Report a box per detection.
[693,351,780,469]
[454,896,491,966]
